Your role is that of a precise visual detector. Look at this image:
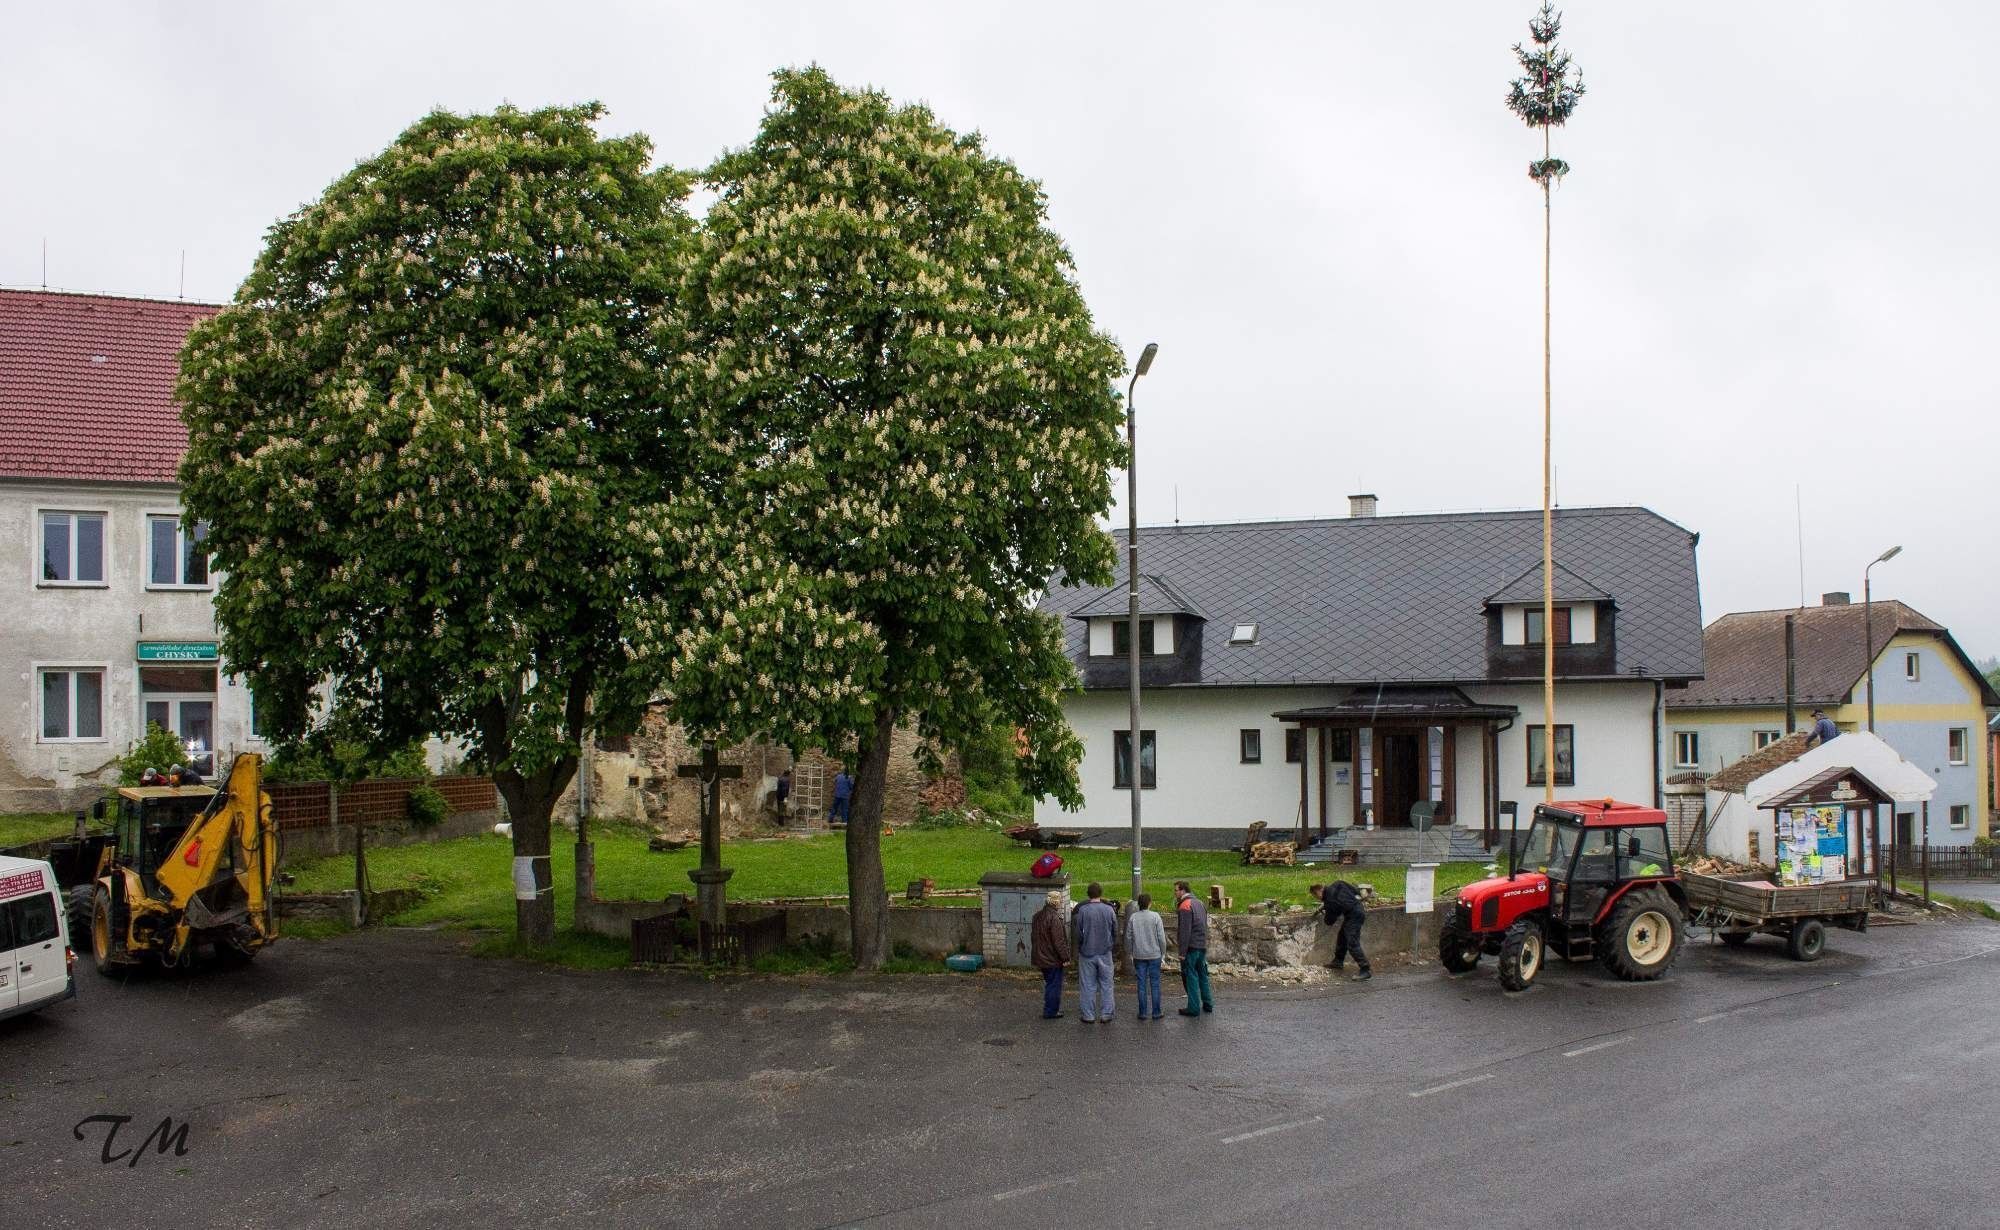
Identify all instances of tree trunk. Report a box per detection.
[846,706,898,970]
[495,757,578,947]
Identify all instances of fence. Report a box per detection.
[270,775,498,831]
[1883,844,1999,880]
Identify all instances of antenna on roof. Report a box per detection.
[178,250,186,301]
[1794,483,1805,609]
[1173,484,1179,525]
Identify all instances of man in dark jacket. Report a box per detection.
[1312,881,1371,981]
[1173,880,1214,1017]
[1030,891,1072,1019]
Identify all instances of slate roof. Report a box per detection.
[1673,600,2000,709]
[1068,574,1207,619]
[1040,506,1705,688]
[1485,559,1613,606]
[0,288,219,484]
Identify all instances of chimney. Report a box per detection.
[1348,493,1378,519]
[1821,591,1851,606]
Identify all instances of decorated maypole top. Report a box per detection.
[1506,3,1587,186]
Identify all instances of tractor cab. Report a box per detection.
[1443,800,1687,991]
[93,786,220,898]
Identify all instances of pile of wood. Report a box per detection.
[1207,883,1234,910]
[1247,841,1297,866]
[1683,855,1764,877]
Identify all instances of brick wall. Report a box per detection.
[271,774,497,831]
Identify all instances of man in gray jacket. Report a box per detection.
[1126,892,1167,1021]
[1073,882,1119,1023]
[1174,880,1214,1017]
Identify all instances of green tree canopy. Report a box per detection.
[178,103,693,943]
[639,67,1127,966]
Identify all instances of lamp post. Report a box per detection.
[1864,545,1902,732]
[1126,342,1158,903]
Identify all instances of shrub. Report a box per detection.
[406,784,449,829]
[118,723,192,785]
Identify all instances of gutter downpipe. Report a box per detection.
[1495,714,1517,880]
[1652,679,1664,808]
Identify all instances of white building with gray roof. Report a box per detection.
[1035,499,1707,855]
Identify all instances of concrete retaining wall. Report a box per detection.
[278,808,498,865]
[1199,904,1446,966]
[573,895,981,958]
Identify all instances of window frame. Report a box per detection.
[1947,728,1968,766]
[1284,729,1305,764]
[143,510,214,591]
[1109,618,1160,658]
[1752,729,1783,751]
[1672,730,1700,769]
[1113,729,1157,790]
[1904,652,1920,682]
[1949,804,1971,830]
[36,508,110,588]
[1229,622,1258,644]
[36,663,109,743]
[1522,605,1572,647]
[1527,723,1577,787]
[1239,728,1262,764]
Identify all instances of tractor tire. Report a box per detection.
[1598,892,1683,981]
[1438,921,1482,974]
[90,888,133,975]
[1497,918,1544,991]
[1718,929,1753,948]
[65,885,94,945]
[1786,918,1827,962]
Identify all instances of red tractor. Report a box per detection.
[1440,799,1687,991]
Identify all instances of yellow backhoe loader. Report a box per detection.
[73,752,280,972]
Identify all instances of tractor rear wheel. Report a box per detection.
[90,888,133,975]
[1438,921,1482,974]
[1786,918,1827,962]
[1598,893,1683,981]
[66,885,94,945]
[1497,918,1543,991]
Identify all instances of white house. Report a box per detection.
[1034,499,1708,851]
[0,288,256,811]
[1695,730,1935,868]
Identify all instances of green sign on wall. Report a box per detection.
[136,641,219,662]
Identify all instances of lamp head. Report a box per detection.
[1875,545,1902,564]
[1134,342,1158,377]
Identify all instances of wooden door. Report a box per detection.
[1376,730,1423,828]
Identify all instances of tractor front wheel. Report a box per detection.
[1438,921,1482,974]
[90,888,133,975]
[1497,918,1543,991]
[65,885,93,946]
[1598,893,1684,981]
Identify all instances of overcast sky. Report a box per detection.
[7,2,1996,660]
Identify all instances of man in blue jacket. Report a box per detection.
[1073,882,1118,1023]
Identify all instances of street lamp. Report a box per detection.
[1126,342,1158,903]
[1864,545,1902,732]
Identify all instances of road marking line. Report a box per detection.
[994,1176,1082,1201]
[1562,1037,1630,1058]
[1409,1073,1494,1098]
[1221,1115,1323,1144]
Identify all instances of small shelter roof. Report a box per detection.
[1754,765,1896,811]
[1273,685,1518,725]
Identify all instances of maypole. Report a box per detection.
[1507,3,1585,803]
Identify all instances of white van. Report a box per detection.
[1,855,76,1021]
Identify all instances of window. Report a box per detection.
[1618,825,1674,878]
[1528,724,1576,786]
[1113,729,1156,789]
[1229,622,1258,644]
[4,891,61,948]
[1904,652,1920,681]
[40,511,106,584]
[39,668,105,741]
[1753,730,1782,750]
[147,515,211,587]
[1110,618,1157,657]
[1239,729,1261,764]
[1947,728,1968,766]
[1672,730,1700,769]
[1284,729,1305,764]
[1949,805,1971,829]
[1523,607,1572,646]
[140,666,218,772]
[1329,729,1353,761]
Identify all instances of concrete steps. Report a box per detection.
[1300,825,1495,866]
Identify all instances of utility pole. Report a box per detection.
[1507,3,1585,802]
[1125,342,1158,903]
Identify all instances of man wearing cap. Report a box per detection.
[1806,708,1839,748]
[1030,890,1072,1020]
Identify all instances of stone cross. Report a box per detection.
[677,739,741,928]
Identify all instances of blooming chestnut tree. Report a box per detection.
[178,104,693,945]
[636,68,1127,968]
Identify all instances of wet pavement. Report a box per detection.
[6,916,1999,1229]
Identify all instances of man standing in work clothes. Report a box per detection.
[1174,880,1214,1017]
[1312,880,1371,981]
[828,766,853,826]
[1073,882,1118,1023]
[1030,891,1072,1019]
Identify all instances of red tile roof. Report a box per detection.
[0,288,221,484]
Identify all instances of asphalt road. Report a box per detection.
[6,916,1998,1230]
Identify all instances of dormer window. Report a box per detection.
[1523,606,1573,646]
[1229,622,1258,644]
[1111,618,1159,657]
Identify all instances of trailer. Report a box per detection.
[1680,870,1873,962]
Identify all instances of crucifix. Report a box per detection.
[677,739,740,928]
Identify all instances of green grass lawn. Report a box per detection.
[286,824,1493,932]
[0,813,77,849]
